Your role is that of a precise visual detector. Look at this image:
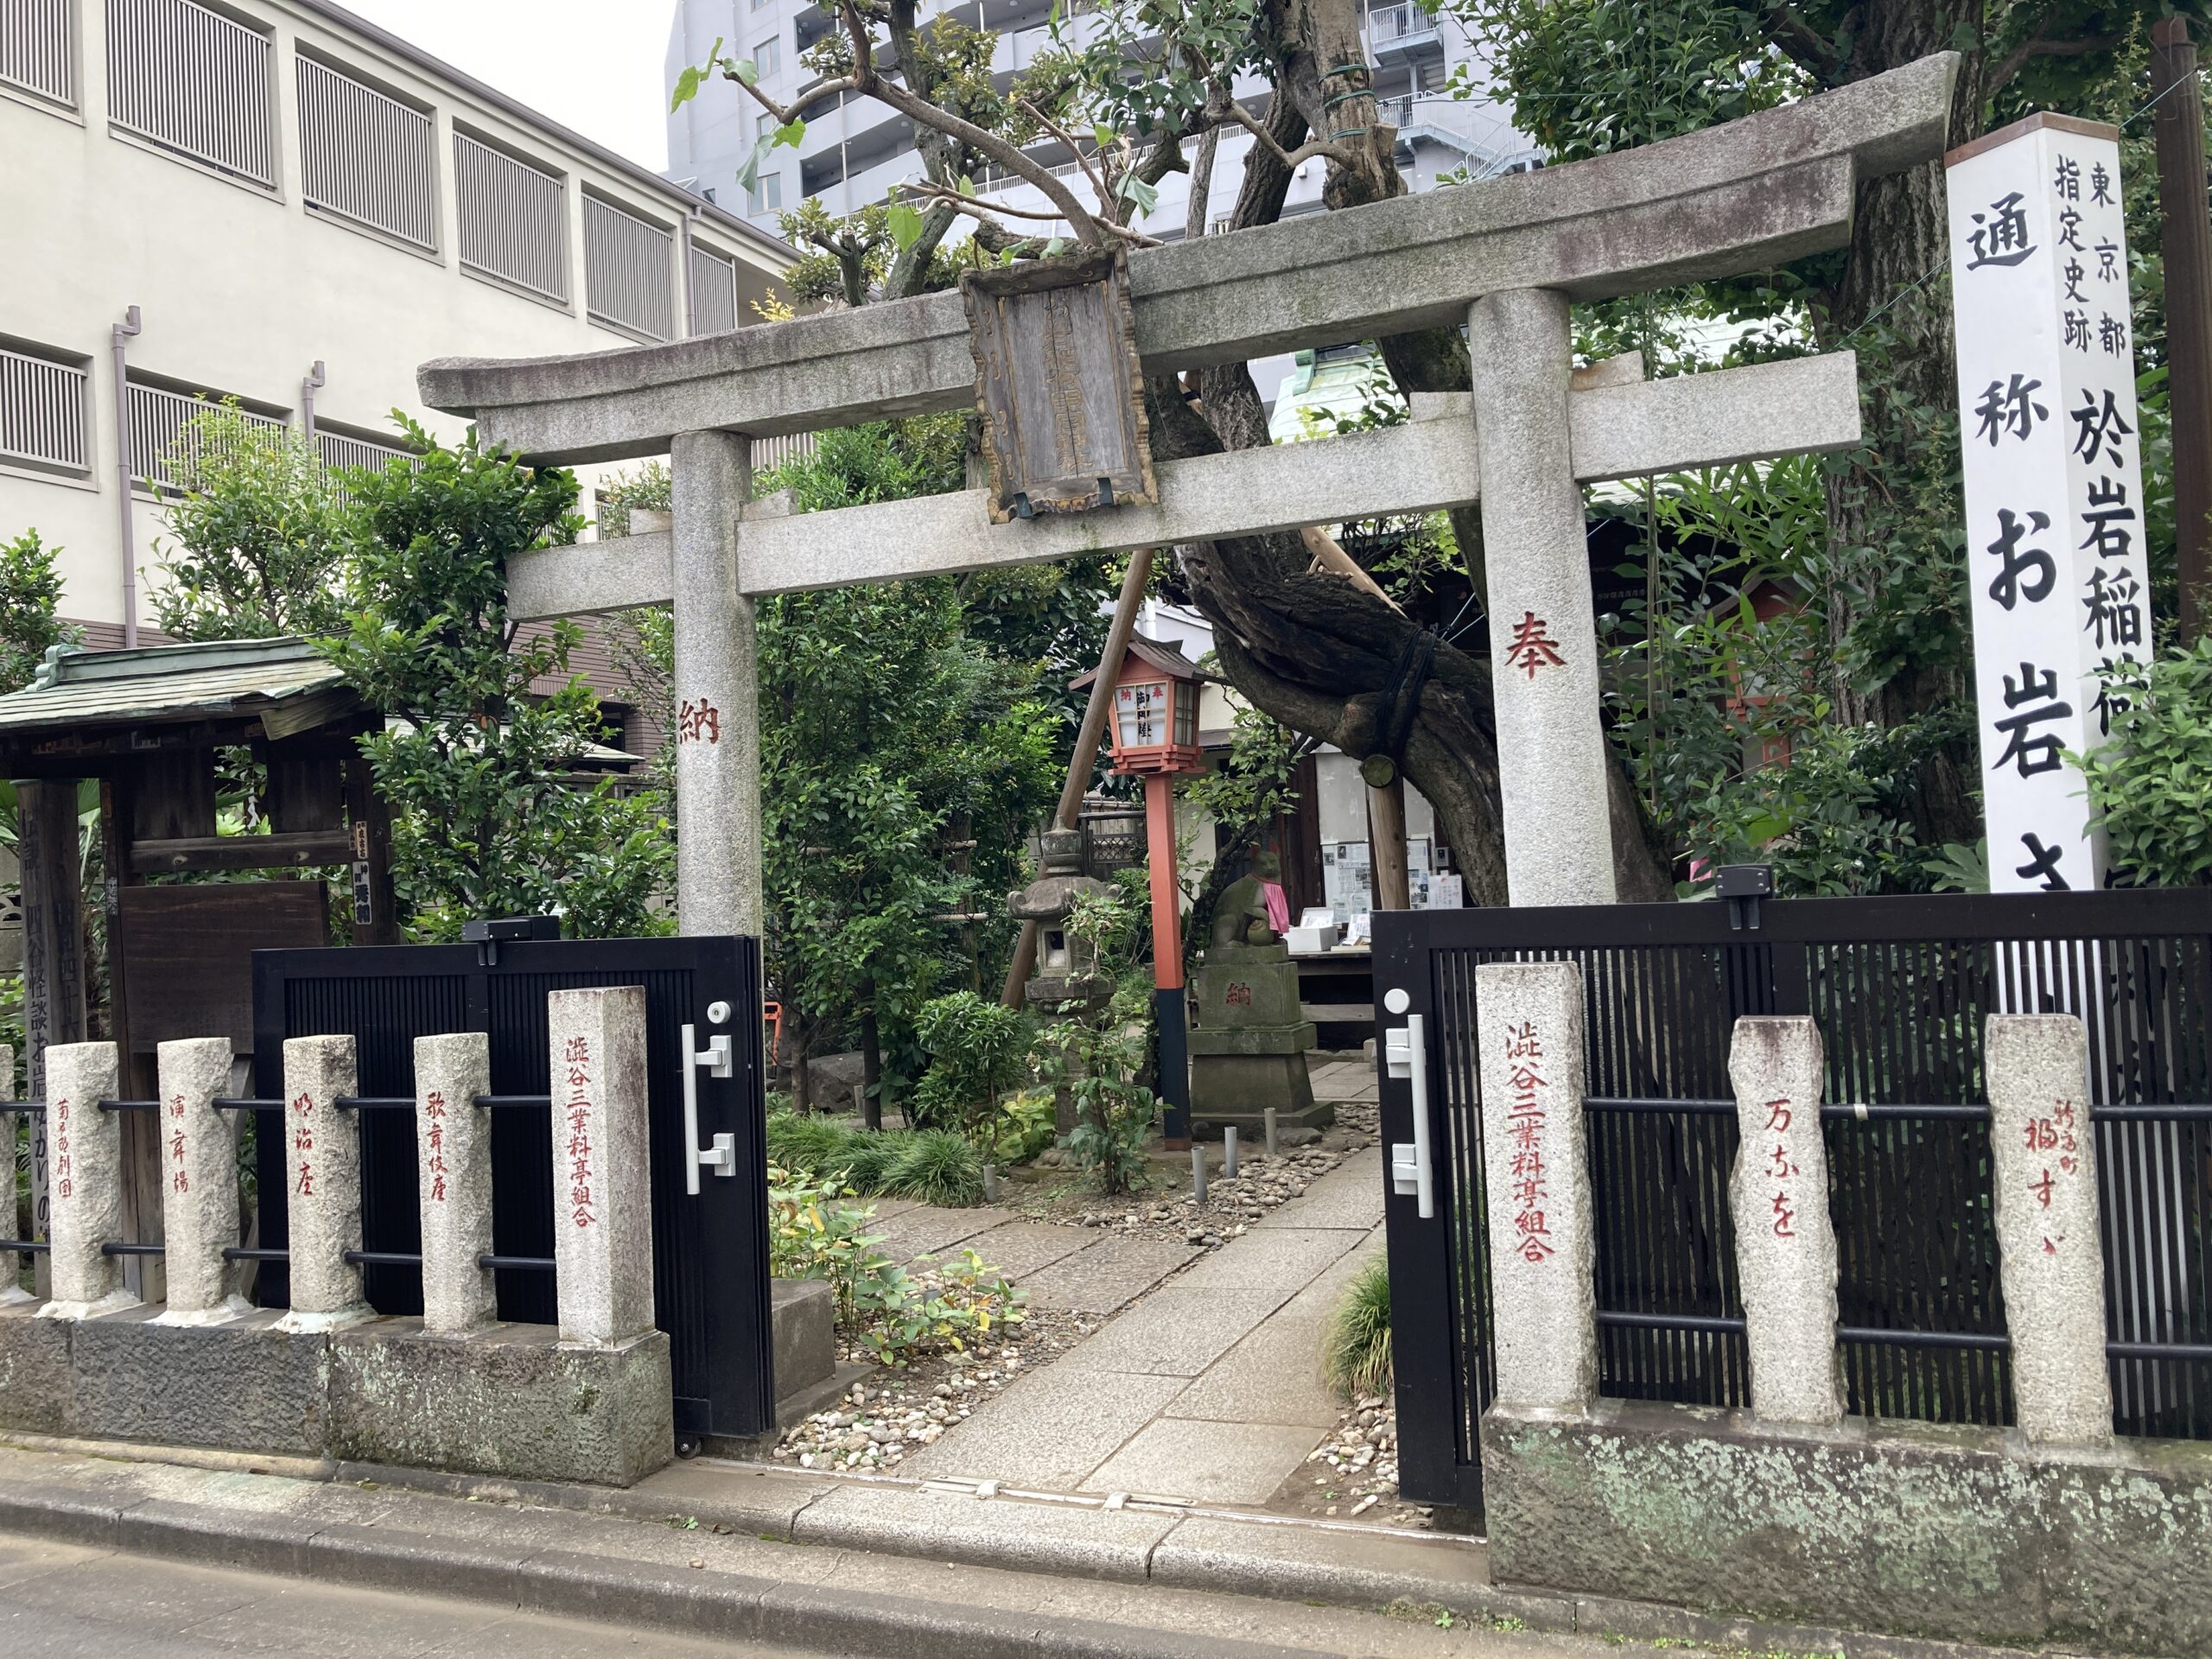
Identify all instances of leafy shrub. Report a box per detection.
[766,1111,856,1177]
[912,991,1035,1136]
[838,1130,907,1192]
[2079,640,2212,887]
[980,1088,1058,1166]
[766,1164,1021,1363]
[766,1165,890,1327]
[850,1247,1023,1365]
[765,1111,987,1205]
[1322,1257,1393,1400]
[1038,1020,1156,1196]
[882,1128,985,1206]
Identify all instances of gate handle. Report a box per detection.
[1387,1014,1436,1218]
[681,1021,736,1195]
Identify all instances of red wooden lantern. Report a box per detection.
[1071,635,1208,1147]
[1099,638,1204,778]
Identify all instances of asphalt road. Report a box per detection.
[0,1531,822,1659]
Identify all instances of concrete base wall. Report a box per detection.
[0,1301,672,1488]
[1482,1397,2212,1656]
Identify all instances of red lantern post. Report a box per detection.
[1075,638,1206,1148]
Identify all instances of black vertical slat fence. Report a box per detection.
[1379,889,2212,1512]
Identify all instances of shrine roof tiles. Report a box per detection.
[0,636,353,737]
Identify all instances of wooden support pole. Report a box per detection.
[1367,774,1412,912]
[2154,17,2212,645]
[1001,548,1154,1008]
[16,779,85,1302]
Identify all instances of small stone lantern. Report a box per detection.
[1007,828,1113,1131]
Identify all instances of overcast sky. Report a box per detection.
[344,0,678,172]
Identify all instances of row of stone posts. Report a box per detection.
[22,986,656,1349]
[1477,961,2115,1447]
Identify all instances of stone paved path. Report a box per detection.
[900,1129,1387,1507]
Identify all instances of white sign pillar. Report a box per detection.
[1948,113,2152,893]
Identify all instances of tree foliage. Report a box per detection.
[0,529,76,692]
[151,407,357,641]
[2078,639,2212,887]
[321,420,672,940]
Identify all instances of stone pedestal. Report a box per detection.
[154,1037,249,1325]
[280,1033,372,1332]
[1986,1014,2112,1448]
[40,1040,137,1319]
[415,1032,497,1335]
[1726,1016,1844,1426]
[1187,940,1328,1139]
[547,987,656,1348]
[1474,960,1596,1413]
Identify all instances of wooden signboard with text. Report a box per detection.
[961,247,1157,524]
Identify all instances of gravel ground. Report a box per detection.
[1000,1093,1379,1250]
[1269,1393,1431,1529]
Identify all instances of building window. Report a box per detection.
[584,194,675,340]
[753,35,779,78]
[454,130,571,302]
[105,0,278,189]
[0,0,75,107]
[688,241,740,337]
[747,171,782,215]
[125,378,287,495]
[296,56,438,251]
[0,342,92,476]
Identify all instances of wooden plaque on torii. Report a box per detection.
[960,246,1158,524]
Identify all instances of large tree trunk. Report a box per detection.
[1162,0,1670,903]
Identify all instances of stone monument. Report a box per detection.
[1188,853,1327,1141]
[1007,827,1114,1133]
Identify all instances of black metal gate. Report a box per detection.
[1375,890,2212,1513]
[250,934,774,1441]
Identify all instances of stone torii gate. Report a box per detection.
[420,54,1956,933]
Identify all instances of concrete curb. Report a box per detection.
[0,1436,2056,1659]
[0,1478,1319,1659]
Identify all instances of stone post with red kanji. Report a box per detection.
[1475,960,1597,1410]
[1727,1017,1845,1426]
[154,1036,245,1324]
[280,1033,372,1330]
[1986,1014,2112,1446]
[547,987,656,1347]
[415,1032,497,1334]
[36,1040,136,1319]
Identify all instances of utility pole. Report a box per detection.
[2153,17,2212,645]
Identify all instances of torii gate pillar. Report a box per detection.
[671,429,764,938]
[1470,288,1618,907]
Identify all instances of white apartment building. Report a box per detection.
[2,0,796,649]
[664,0,1537,251]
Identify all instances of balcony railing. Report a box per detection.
[1,0,74,105]
[584,195,675,341]
[126,381,287,494]
[298,55,438,251]
[455,131,570,304]
[105,0,278,188]
[1,346,91,474]
[1368,3,1439,46]
[689,242,741,337]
